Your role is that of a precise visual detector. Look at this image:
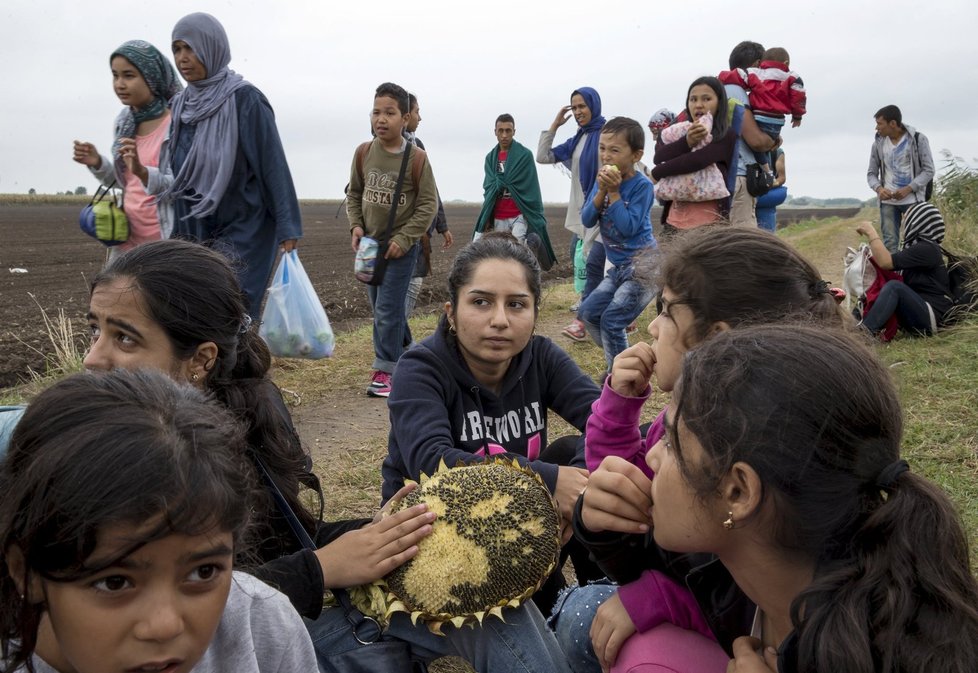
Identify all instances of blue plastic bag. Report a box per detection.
[259,251,335,359]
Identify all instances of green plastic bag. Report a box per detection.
[573,240,587,294]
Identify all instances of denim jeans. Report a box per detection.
[547,580,618,673]
[579,264,656,370]
[367,243,420,373]
[879,202,913,254]
[582,242,606,303]
[306,601,572,673]
[862,280,934,335]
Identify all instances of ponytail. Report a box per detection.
[793,473,978,672]
[208,328,320,536]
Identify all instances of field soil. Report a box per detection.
[0,202,856,389]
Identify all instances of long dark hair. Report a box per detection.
[672,325,978,672]
[685,76,729,141]
[92,240,319,535]
[0,369,254,673]
[655,226,846,347]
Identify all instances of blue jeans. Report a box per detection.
[547,581,618,673]
[367,243,420,373]
[755,185,787,232]
[862,280,934,335]
[879,202,913,254]
[582,242,606,303]
[306,601,572,673]
[579,264,655,371]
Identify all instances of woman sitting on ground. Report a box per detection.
[382,232,604,611]
[856,202,953,336]
[580,325,978,672]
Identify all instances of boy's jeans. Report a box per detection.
[367,243,419,373]
[579,264,655,371]
[306,600,572,673]
[879,202,913,253]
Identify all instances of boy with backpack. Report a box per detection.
[348,82,438,397]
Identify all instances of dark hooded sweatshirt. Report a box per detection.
[381,325,601,503]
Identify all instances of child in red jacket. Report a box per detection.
[719,46,806,172]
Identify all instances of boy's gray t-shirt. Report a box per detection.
[20,572,317,673]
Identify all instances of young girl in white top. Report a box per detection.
[0,369,317,673]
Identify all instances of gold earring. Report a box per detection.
[191,372,200,382]
[723,512,734,530]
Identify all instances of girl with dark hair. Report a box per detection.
[72,40,181,257]
[128,12,303,320]
[651,76,738,234]
[584,326,978,672]
[551,226,848,673]
[84,239,571,673]
[382,232,604,610]
[0,368,317,672]
[856,203,953,336]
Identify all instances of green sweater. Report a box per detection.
[346,139,438,253]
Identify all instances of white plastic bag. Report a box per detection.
[260,250,335,359]
[842,243,876,309]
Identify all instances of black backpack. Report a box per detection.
[914,131,935,201]
[941,246,978,323]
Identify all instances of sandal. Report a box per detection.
[561,319,587,342]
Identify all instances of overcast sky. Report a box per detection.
[1,0,976,206]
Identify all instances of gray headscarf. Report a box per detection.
[161,13,250,219]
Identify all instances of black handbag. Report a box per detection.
[252,456,424,673]
[745,162,774,197]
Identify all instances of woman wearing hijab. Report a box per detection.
[131,12,303,320]
[856,202,953,336]
[73,40,181,258]
[536,87,607,342]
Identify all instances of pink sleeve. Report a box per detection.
[617,570,716,641]
[585,380,654,476]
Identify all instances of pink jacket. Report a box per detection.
[584,381,714,639]
[719,61,806,120]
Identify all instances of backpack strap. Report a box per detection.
[354,141,372,186]
[356,140,426,191]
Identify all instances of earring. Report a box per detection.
[449,323,457,335]
[722,512,734,530]
[191,372,200,382]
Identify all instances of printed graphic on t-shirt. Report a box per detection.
[459,402,546,460]
[363,168,408,207]
[882,136,912,190]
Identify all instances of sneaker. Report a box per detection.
[561,319,587,342]
[367,370,392,397]
[625,321,638,334]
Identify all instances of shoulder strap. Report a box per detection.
[355,141,371,186]
[378,143,413,246]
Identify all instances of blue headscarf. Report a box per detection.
[551,87,606,196]
[161,12,250,219]
[109,40,182,182]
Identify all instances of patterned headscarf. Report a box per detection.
[901,202,945,249]
[161,12,250,219]
[648,108,676,131]
[110,40,182,180]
